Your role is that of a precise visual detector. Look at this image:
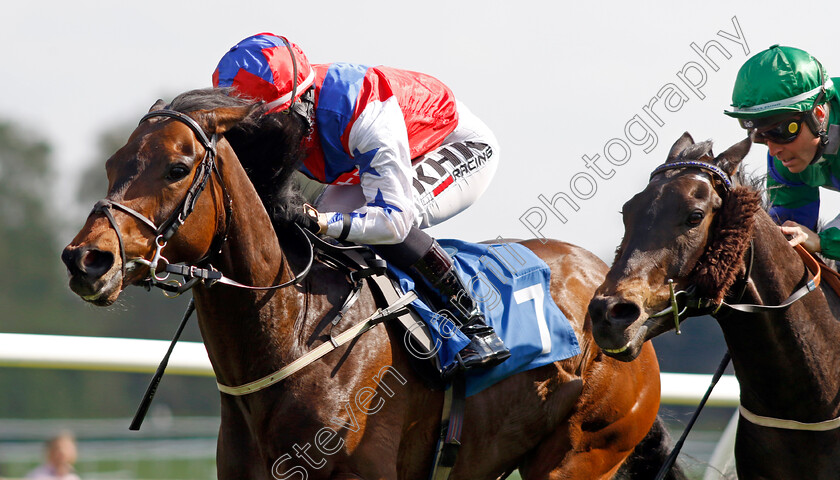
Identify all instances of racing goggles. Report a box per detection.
[743,115,805,144]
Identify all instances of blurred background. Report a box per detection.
[1,1,838,478]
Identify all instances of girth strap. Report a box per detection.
[341,250,439,361]
[303,230,438,357]
[429,375,466,480]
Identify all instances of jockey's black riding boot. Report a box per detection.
[407,240,510,379]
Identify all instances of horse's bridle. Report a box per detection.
[89,109,312,295]
[646,160,822,330]
[645,160,741,330]
[89,109,231,293]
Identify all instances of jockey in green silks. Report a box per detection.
[725,45,840,258]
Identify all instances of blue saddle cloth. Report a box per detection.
[387,239,580,397]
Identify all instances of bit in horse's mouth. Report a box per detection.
[602,345,629,354]
[601,325,648,355]
[76,270,123,306]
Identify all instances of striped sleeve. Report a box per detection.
[766,153,820,230]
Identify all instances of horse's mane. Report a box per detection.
[168,87,258,117]
[168,88,308,226]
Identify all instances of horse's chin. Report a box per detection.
[598,309,682,361]
[68,270,124,307]
[597,322,650,361]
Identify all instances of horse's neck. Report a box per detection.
[193,147,303,388]
[718,211,840,417]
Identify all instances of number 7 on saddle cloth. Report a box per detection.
[387,239,580,397]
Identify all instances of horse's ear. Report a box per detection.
[666,132,694,163]
[198,105,259,134]
[148,99,167,113]
[715,137,752,176]
[666,132,695,163]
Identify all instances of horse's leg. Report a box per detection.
[519,422,634,480]
[217,399,265,480]
[613,415,688,480]
[520,343,661,480]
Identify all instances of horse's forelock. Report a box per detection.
[667,139,752,187]
[676,140,714,162]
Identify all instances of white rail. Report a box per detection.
[0,333,214,377]
[0,332,740,405]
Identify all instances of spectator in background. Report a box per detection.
[26,432,80,480]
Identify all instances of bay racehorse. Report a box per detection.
[62,88,683,479]
[589,132,840,479]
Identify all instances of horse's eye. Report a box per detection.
[167,164,191,182]
[687,210,705,226]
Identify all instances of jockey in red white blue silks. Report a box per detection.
[213,33,509,378]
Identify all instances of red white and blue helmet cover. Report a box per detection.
[212,33,315,112]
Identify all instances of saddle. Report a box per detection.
[303,231,448,385]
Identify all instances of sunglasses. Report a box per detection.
[750,116,805,144]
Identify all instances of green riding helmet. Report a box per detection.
[725,45,834,127]
[725,45,834,162]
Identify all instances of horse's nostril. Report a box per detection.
[62,246,115,279]
[79,249,114,277]
[609,302,641,323]
[83,250,101,269]
[61,247,78,275]
[588,297,607,321]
